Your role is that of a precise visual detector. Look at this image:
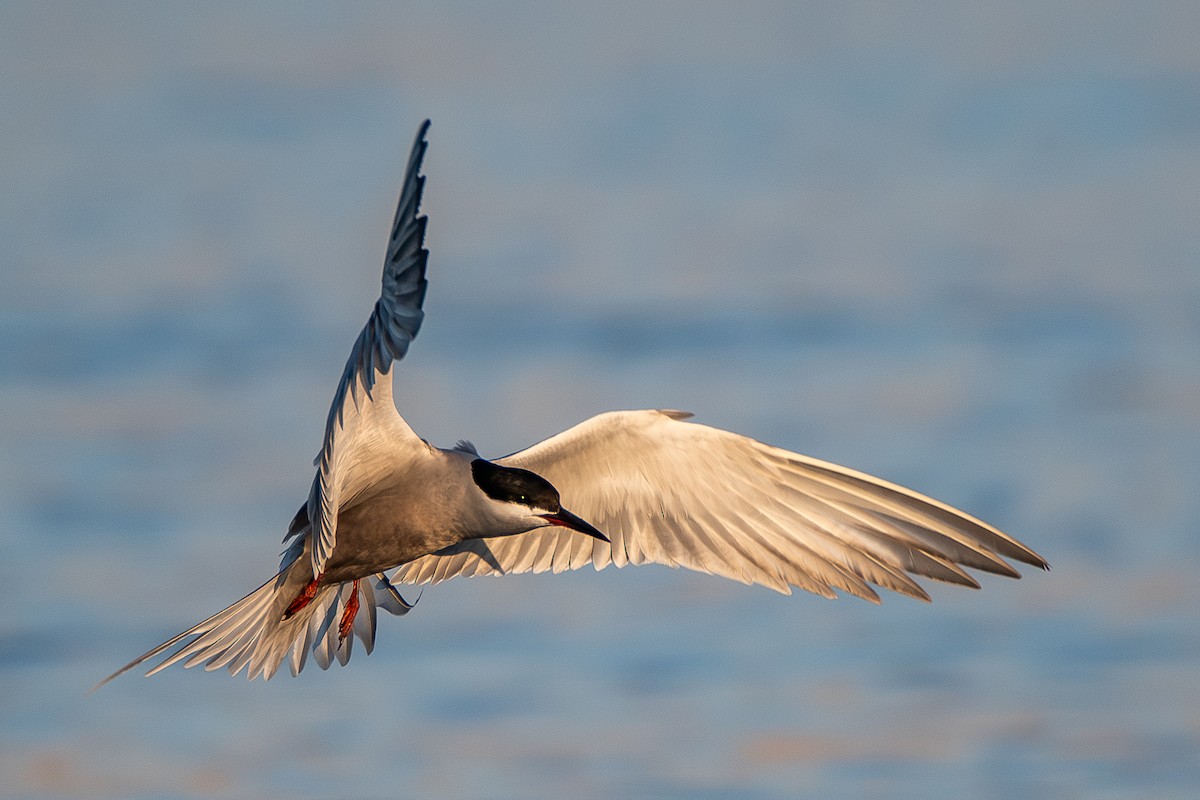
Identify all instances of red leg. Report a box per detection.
[338,580,361,646]
[284,576,320,619]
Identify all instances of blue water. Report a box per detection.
[4,4,1199,798]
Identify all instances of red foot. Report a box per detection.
[338,580,361,646]
[284,577,320,619]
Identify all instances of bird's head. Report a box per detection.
[469,459,608,542]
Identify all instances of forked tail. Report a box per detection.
[95,551,416,688]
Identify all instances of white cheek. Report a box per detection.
[498,506,549,536]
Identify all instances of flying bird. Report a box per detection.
[100,120,1047,685]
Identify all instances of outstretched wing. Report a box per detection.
[305,119,432,577]
[392,410,1047,601]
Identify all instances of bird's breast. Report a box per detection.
[317,470,478,584]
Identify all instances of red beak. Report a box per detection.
[541,509,609,543]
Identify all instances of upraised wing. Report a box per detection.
[303,120,432,577]
[391,410,1047,601]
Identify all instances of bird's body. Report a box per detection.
[300,442,538,584]
[99,120,1047,687]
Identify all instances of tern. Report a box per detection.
[100,120,1047,686]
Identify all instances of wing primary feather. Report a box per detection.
[773,452,1046,568]
[740,500,885,602]
[762,453,1026,575]
[809,495,983,588]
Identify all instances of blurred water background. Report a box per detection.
[3,3,1199,798]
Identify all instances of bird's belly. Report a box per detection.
[318,494,461,584]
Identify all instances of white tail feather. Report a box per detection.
[95,562,416,688]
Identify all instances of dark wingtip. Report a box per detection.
[1016,549,1051,573]
[89,655,144,694]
